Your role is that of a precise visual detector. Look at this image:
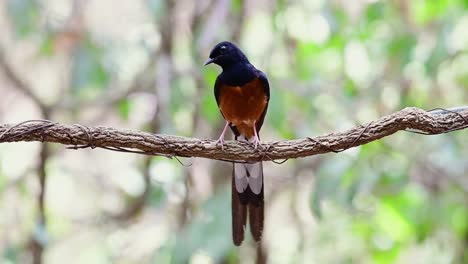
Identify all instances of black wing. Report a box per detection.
[255,70,270,133]
[214,75,223,106]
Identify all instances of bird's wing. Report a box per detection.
[255,70,270,132]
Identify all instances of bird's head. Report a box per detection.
[204,41,249,69]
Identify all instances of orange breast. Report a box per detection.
[218,78,268,138]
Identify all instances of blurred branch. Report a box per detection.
[30,142,50,264]
[0,47,52,264]
[54,49,158,112]
[196,0,231,50]
[106,0,175,220]
[110,156,152,221]
[0,45,53,264]
[0,50,49,116]
[0,107,467,162]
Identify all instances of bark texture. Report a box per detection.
[0,107,467,162]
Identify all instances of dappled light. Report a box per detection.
[0,0,467,263]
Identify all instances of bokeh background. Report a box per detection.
[0,0,467,263]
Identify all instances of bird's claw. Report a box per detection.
[215,121,229,151]
[252,137,260,149]
[216,137,226,150]
[252,123,261,149]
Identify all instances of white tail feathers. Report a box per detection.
[234,162,263,194]
[246,162,263,194]
[234,163,249,192]
[233,135,263,194]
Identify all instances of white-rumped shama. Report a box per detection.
[205,41,270,246]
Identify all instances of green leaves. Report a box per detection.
[38,35,55,56]
[410,0,453,25]
[7,0,39,37]
[200,68,219,124]
[1,0,468,262]
[70,38,110,96]
[172,191,232,264]
[116,99,132,120]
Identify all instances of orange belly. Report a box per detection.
[218,79,268,138]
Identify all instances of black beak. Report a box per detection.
[204,58,215,66]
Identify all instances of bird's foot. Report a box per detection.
[251,136,261,149]
[215,121,230,150]
[216,136,226,150]
[252,122,261,149]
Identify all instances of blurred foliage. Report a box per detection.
[0,0,467,263]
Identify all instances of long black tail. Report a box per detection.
[231,162,264,246]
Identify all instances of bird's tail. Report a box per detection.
[232,135,264,246]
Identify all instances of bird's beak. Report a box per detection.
[204,58,215,66]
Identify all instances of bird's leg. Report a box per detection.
[252,122,260,149]
[216,121,230,150]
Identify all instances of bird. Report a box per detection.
[204,41,270,246]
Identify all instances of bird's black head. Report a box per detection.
[204,41,249,69]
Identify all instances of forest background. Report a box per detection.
[0,0,467,263]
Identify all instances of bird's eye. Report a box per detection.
[220,46,226,52]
